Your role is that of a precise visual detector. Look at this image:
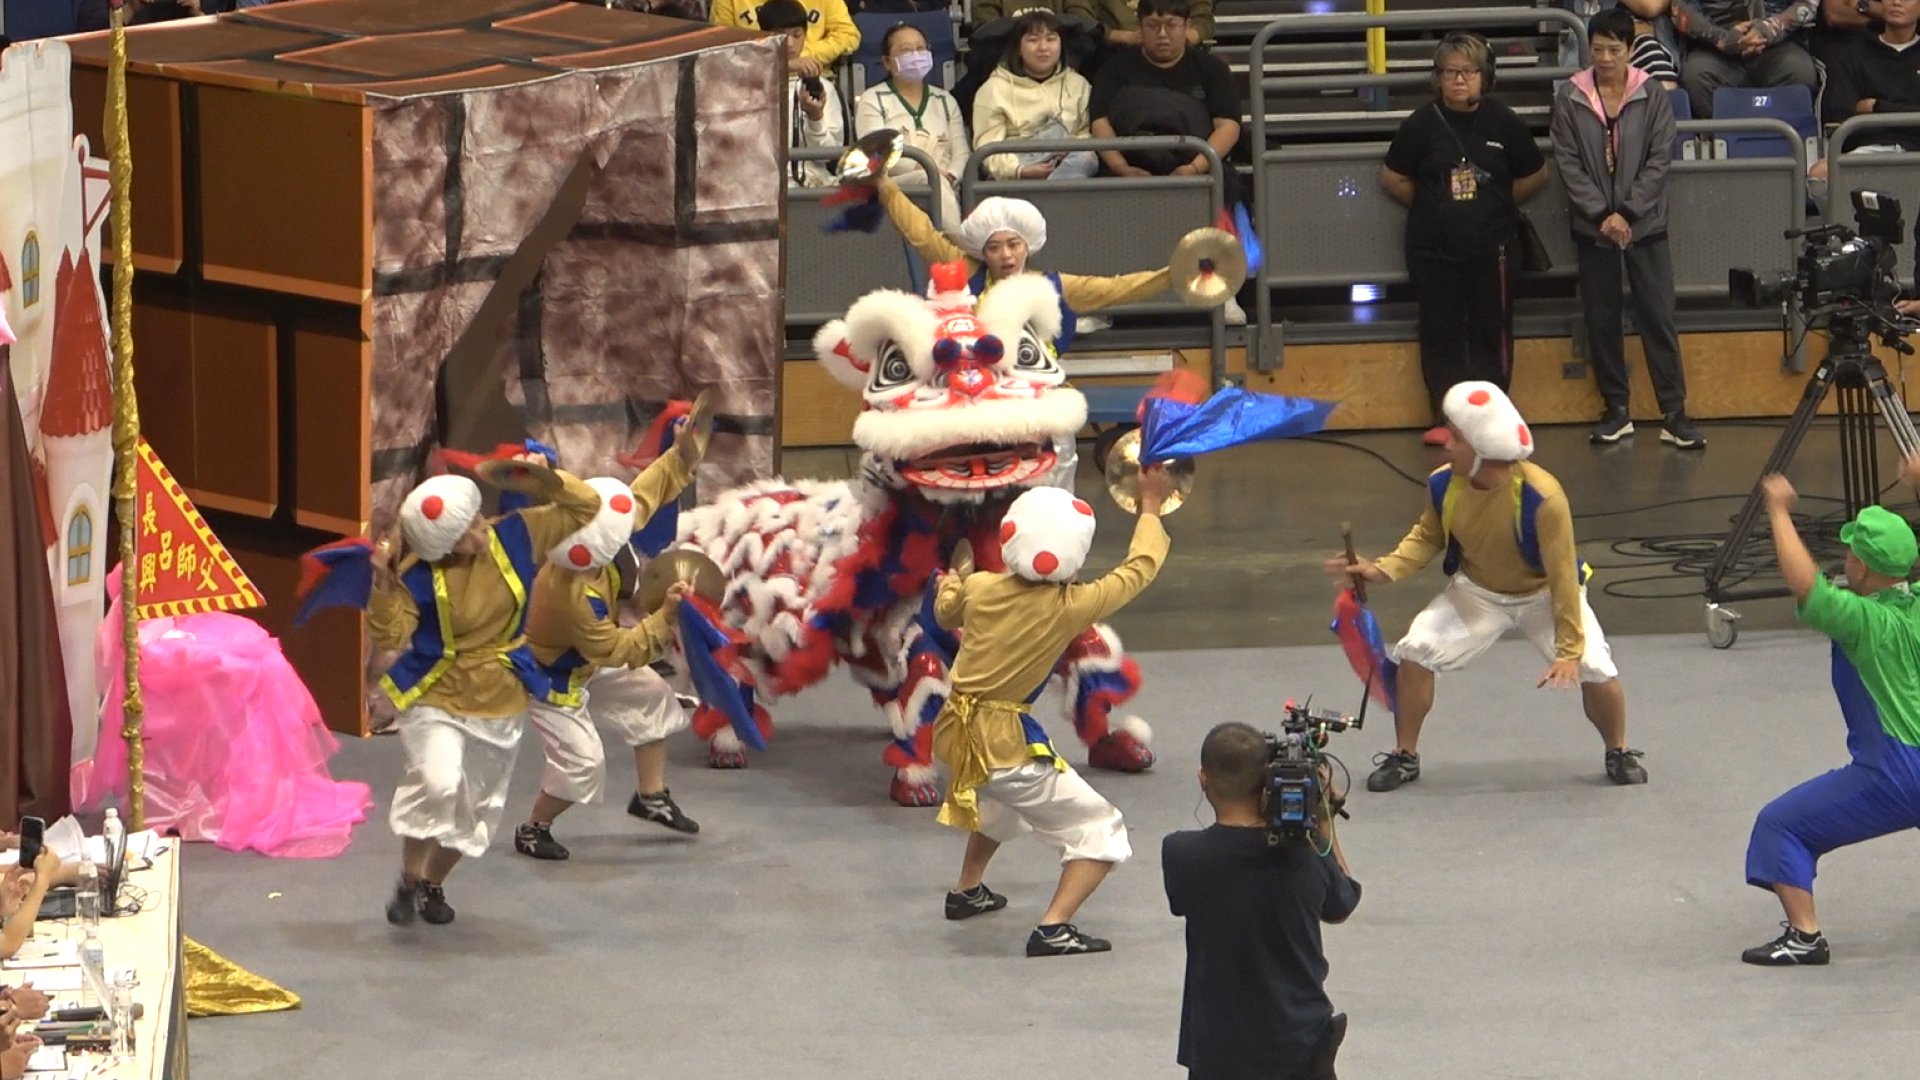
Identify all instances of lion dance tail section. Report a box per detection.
[1062,625,1155,772]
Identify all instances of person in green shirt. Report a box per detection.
[1743,465,1920,966]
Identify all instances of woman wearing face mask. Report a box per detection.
[972,11,1099,181]
[855,25,971,226]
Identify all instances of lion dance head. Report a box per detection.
[812,261,1086,502]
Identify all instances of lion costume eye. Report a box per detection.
[1012,330,1059,375]
[871,344,915,392]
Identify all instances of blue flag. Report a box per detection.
[293,538,375,628]
[677,602,767,752]
[1138,388,1336,464]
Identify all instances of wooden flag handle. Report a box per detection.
[1341,521,1366,604]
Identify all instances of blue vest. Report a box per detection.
[1427,467,1593,586]
[380,513,546,708]
[538,571,620,708]
[969,267,1076,354]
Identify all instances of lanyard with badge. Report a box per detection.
[1433,102,1491,202]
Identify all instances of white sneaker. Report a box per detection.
[1075,314,1112,335]
[1223,298,1247,326]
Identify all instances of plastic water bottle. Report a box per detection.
[79,926,105,1007]
[102,807,125,866]
[76,857,99,930]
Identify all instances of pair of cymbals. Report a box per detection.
[637,549,726,614]
[836,129,904,185]
[1170,226,1248,309]
[1102,428,1196,515]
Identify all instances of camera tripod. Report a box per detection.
[1702,323,1920,649]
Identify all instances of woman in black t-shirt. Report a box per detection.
[1381,34,1548,445]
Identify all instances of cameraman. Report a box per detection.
[1162,723,1360,1080]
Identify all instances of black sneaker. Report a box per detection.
[1367,750,1420,792]
[1026,924,1112,957]
[514,821,570,861]
[418,883,456,926]
[1590,409,1634,444]
[384,875,418,925]
[1606,748,1649,785]
[1742,922,1830,966]
[628,790,700,835]
[1661,413,1706,449]
[945,884,1009,921]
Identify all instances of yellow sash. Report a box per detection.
[935,691,1034,832]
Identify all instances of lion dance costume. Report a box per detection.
[673,262,1155,806]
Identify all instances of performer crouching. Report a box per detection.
[935,470,1173,956]
[515,419,707,859]
[1328,382,1648,791]
[1742,469,1920,966]
[369,458,601,925]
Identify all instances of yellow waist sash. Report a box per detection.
[934,691,1035,832]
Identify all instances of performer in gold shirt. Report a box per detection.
[1327,382,1648,792]
[934,468,1173,957]
[368,457,602,925]
[514,413,710,861]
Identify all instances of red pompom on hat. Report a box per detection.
[1000,486,1098,583]
[929,260,970,295]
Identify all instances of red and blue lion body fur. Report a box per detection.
[672,264,1155,806]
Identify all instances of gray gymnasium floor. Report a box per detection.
[178,423,1920,1079]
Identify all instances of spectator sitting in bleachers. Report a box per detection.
[957,4,1105,118]
[1810,0,1885,70]
[1673,0,1818,117]
[972,11,1100,182]
[855,22,971,226]
[713,0,861,74]
[1087,0,1241,200]
[1819,0,1920,150]
[1090,0,1212,48]
[1382,33,1548,446]
[760,0,847,186]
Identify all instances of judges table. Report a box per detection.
[2,842,187,1079]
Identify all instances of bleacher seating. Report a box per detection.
[1712,85,1819,162]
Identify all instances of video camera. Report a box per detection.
[1731,191,1906,314]
[1261,698,1363,847]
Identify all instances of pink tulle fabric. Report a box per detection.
[76,567,372,858]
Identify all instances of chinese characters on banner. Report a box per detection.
[133,437,263,620]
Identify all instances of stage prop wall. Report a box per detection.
[64,0,786,734]
[2,38,113,818]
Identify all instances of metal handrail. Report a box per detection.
[961,136,1225,214]
[1243,117,1807,369]
[1825,114,1920,238]
[787,145,945,229]
[1247,8,1590,366]
[961,136,1228,389]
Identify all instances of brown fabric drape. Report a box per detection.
[0,355,74,824]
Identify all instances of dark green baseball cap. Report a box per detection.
[1840,505,1918,578]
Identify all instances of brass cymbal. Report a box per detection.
[1169,226,1248,309]
[475,457,563,497]
[836,129,904,185]
[638,548,726,613]
[1103,428,1196,515]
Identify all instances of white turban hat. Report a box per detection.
[547,477,640,571]
[400,475,483,563]
[999,486,1098,583]
[1442,382,1534,467]
[958,197,1047,259]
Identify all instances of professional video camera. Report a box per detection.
[1261,698,1363,847]
[1730,190,1905,314]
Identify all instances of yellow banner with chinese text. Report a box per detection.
[134,438,265,621]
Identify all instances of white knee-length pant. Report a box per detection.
[390,705,526,858]
[526,666,689,805]
[1392,575,1619,684]
[976,759,1132,865]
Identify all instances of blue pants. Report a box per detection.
[1745,645,1920,892]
